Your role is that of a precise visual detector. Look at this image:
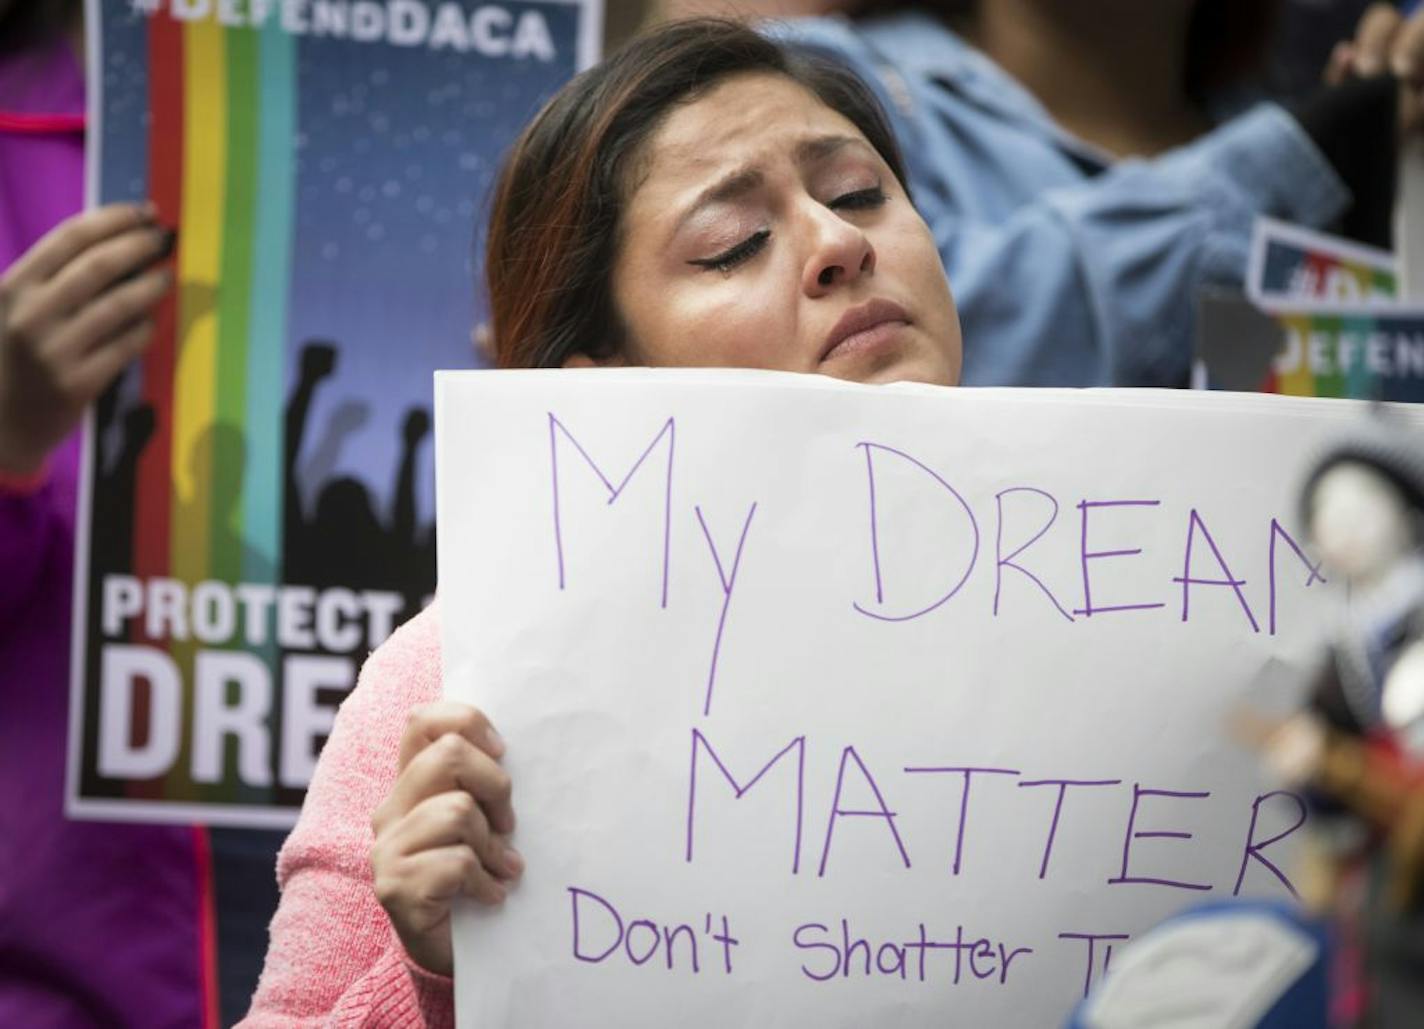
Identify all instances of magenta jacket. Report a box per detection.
[0,37,207,1028]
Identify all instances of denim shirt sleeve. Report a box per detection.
[770,18,1351,388]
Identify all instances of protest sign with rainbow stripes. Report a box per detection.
[69,0,599,827]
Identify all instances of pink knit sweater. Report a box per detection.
[241,604,454,1027]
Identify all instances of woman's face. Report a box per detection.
[599,72,962,386]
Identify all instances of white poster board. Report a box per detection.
[436,371,1408,1026]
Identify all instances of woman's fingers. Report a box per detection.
[380,730,516,833]
[32,224,175,324]
[459,847,513,905]
[2,203,156,289]
[397,700,506,771]
[374,843,507,920]
[384,789,524,882]
[368,725,522,980]
[66,318,157,409]
[44,266,171,365]
[1353,3,1402,77]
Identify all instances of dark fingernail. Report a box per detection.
[156,228,178,260]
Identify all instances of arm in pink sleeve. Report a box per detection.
[241,604,454,1028]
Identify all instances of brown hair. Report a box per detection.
[485,17,909,370]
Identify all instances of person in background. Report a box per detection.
[728,0,1418,388]
[0,1,276,1024]
[0,6,204,1026]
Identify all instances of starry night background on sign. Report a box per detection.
[96,1,584,520]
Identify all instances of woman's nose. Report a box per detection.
[802,207,875,297]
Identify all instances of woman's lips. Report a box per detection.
[820,298,912,364]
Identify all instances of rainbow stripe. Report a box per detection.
[1291,250,1395,303]
[130,18,298,1020]
[135,12,295,803]
[1251,221,1396,307]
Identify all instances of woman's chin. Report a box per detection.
[822,350,957,388]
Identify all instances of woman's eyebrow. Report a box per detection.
[670,136,871,236]
[793,133,863,165]
[676,167,765,234]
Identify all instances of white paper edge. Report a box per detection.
[66,0,106,827]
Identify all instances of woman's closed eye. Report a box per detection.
[828,186,886,211]
[685,187,884,275]
[689,229,771,274]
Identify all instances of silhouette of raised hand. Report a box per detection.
[300,341,337,384]
[403,408,430,450]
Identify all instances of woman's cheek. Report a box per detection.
[712,286,790,368]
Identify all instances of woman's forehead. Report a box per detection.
[632,73,869,195]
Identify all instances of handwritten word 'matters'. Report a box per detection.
[684,730,1307,898]
[854,441,1324,633]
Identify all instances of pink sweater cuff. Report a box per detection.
[332,945,455,1028]
[403,955,456,1027]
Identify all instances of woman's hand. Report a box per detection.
[1326,2,1424,132]
[370,701,522,977]
[0,203,174,475]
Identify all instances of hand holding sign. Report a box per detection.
[0,203,174,476]
[370,700,523,977]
